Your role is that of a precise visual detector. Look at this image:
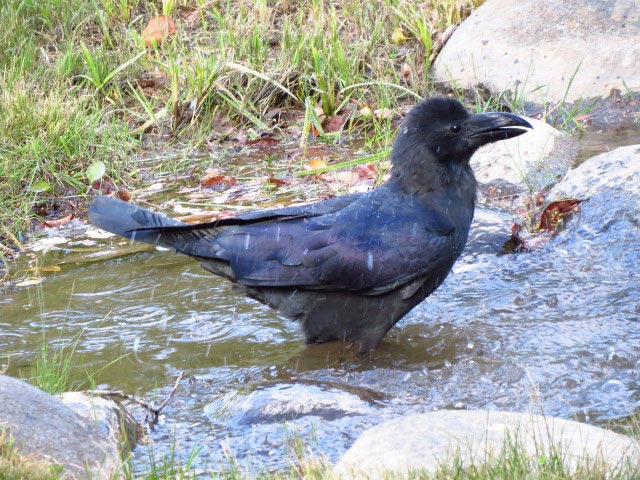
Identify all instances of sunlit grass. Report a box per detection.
[0,0,488,255]
[0,430,63,480]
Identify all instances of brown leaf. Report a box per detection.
[91,177,117,194]
[355,164,376,179]
[116,188,132,202]
[538,199,583,232]
[142,15,177,47]
[304,158,328,171]
[322,115,346,133]
[41,214,74,229]
[247,136,280,147]
[200,173,238,189]
[265,177,291,186]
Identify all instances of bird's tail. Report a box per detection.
[88,196,191,249]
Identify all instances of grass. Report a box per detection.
[0,0,486,263]
[0,430,63,480]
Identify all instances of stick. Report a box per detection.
[86,371,185,424]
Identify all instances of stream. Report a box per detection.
[1,129,639,475]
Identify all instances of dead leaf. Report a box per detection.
[27,266,61,273]
[538,199,583,232]
[322,115,346,133]
[574,113,593,123]
[302,145,331,158]
[333,171,358,185]
[200,172,238,189]
[304,158,328,171]
[142,15,177,47]
[247,136,280,147]
[116,188,132,202]
[265,177,291,186]
[41,214,74,229]
[355,164,376,179]
[15,278,43,287]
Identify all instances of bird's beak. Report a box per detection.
[465,112,532,147]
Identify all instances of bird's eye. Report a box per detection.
[450,124,462,135]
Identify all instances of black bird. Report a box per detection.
[89,97,531,352]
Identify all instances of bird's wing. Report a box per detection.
[201,195,459,294]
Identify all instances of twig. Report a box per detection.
[155,370,185,416]
[86,371,185,424]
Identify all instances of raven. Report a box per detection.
[89,97,531,352]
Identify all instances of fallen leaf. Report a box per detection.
[304,158,328,171]
[265,177,291,186]
[15,278,43,287]
[29,180,52,193]
[355,164,376,179]
[41,214,74,229]
[538,199,583,232]
[116,188,132,202]
[91,177,117,194]
[333,171,358,185]
[142,15,177,47]
[322,115,346,133]
[574,113,593,123]
[200,173,238,189]
[247,136,280,147]
[27,266,61,273]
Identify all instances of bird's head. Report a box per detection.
[391,97,532,192]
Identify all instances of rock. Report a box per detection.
[433,0,640,103]
[546,144,640,237]
[204,383,371,425]
[549,144,640,202]
[0,375,136,479]
[471,117,578,206]
[336,410,640,478]
[61,392,139,456]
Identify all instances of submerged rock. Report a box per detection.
[0,374,136,479]
[205,382,372,425]
[336,410,640,478]
[433,0,640,102]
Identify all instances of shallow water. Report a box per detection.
[1,131,640,474]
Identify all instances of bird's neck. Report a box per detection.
[390,160,477,202]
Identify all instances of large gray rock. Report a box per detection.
[433,0,640,102]
[0,375,135,479]
[549,144,640,202]
[336,410,640,478]
[471,117,578,206]
[545,144,640,251]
